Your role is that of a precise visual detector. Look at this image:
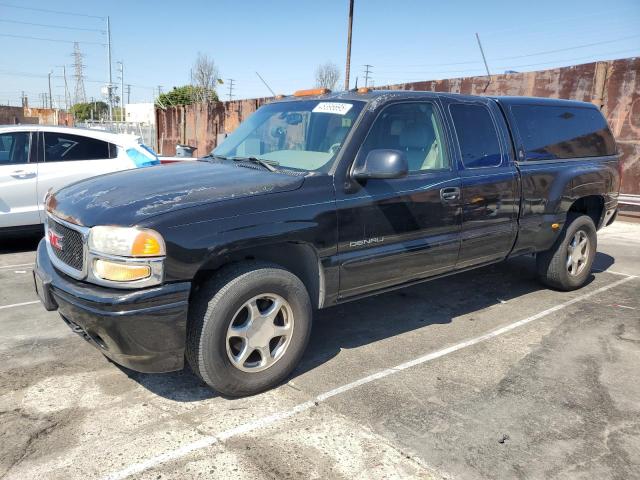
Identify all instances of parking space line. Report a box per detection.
[0,263,34,270]
[102,275,637,480]
[593,269,634,277]
[0,300,40,310]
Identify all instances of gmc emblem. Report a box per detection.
[48,229,64,251]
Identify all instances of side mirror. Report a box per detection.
[352,149,408,180]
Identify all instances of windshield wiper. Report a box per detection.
[230,156,279,172]
[200,153,227,162]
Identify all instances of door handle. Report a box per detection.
[10,170,35,179]
[440,187,460,202]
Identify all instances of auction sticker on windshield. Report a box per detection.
[312,102,353,115]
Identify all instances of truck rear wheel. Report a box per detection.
[536,214,597,291]
[186,261,312,397]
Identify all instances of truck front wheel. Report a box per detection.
[536,214,597,291]
[186,261,312,397]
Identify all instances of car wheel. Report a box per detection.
[536,214,597,291]
[186,261,312,397]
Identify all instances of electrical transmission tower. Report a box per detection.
[72,42,87,105]
[363,64,373,87]
[227,79,235,101]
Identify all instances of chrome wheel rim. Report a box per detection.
[567,230,590,276]
[225,293,294,372]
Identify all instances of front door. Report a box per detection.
[0,131,39,228]
[335,101,461,299]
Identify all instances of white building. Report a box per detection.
[124,103,155,124]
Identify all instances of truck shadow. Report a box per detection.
[0,230,43,254]
[119,252,617,401]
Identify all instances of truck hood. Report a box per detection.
[48,160,305,227]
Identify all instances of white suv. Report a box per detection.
[0,125,159,233]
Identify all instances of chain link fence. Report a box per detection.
[77,121,157,152]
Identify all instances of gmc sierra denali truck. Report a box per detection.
[34,89,620,396]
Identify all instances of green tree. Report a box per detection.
[70,101,109,121]
[156,85,218,108]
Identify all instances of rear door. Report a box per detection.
[444,99,519,268]
[0,130,39,228]
[335,100,462,298]
[36,131,125,221]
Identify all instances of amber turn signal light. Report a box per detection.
[94,260,151,282]
[131,232,164,256]
[293,88,330,97]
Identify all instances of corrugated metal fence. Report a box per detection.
[156,57,640,195]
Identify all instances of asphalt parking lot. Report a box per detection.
[1,221,639,480]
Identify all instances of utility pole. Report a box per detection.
[227,78,235,101]
[106,16,113,121]
[255,72,275,97]
[344,0,354,91]
[117,60,124,121]
[363,64,373,87]
[41,93,46,108]
[47,70,53,109]
[62,65,70,110]
[126,84,131,105]
[475,32,492,92]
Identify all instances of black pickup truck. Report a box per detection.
[34,89,620,396]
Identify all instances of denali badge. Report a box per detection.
[349,237,385,248]
[48,230,64,251]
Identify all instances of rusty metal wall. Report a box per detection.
[603,58,640,196]
[155,98,270,157]
[156,58,640,195]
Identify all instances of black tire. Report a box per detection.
[186,261,312,397]
[536,214,597,291]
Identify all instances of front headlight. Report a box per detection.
[89,226,165,257]
[87,226,165,287]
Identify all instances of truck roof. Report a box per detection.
[273,89,597,110]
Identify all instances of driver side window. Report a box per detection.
[359,102,448,173]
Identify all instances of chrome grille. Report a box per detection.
[47,216,84,272]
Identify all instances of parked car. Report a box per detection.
[34,89,620,396]
[0,125,159,234]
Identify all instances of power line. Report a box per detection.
[374,47,640,80]
[0,19,105,32]
[373,33,640,69]
[0,33,106,46]
[373,48,640,84]
[0,2,105,19]
[492,33,640,61]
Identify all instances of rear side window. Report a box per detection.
[511,105,616,160]
[450,104,502,168]
[44,132,110,162]
[0,132,29,165]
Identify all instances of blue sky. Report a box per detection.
[0,0,639,107]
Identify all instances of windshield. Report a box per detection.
[212,99,365,172]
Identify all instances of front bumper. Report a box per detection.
[34,239,191,373]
